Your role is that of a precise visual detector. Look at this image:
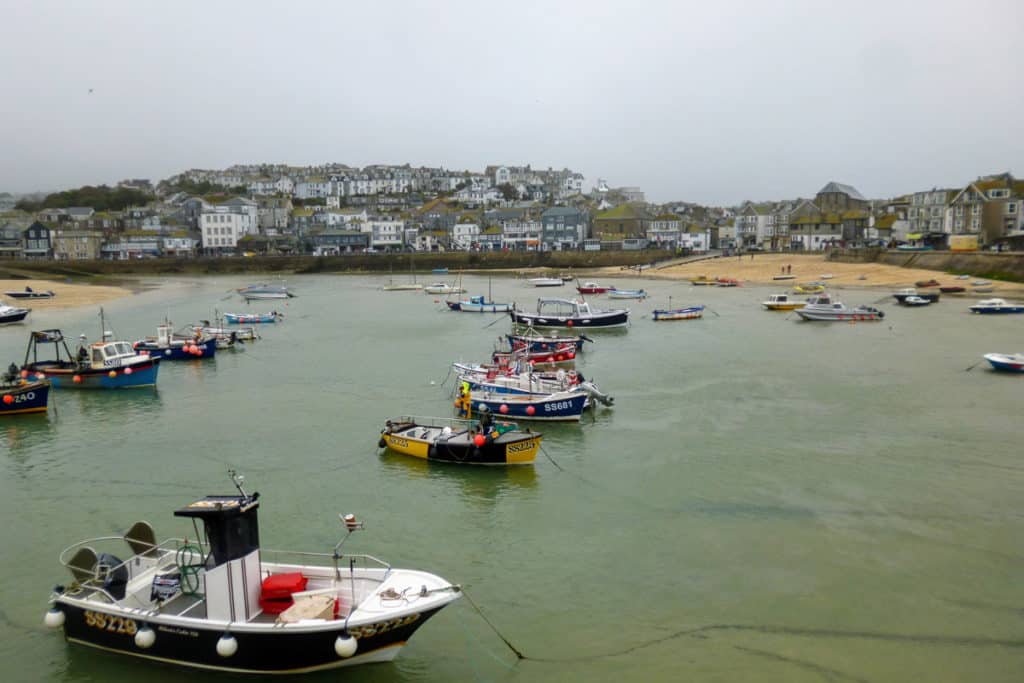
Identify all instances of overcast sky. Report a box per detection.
[2,0,1021,204]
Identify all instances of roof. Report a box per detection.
[817,182,866,201]
[541,206,582,218]
[594,204,649,220]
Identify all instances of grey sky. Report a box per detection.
[2,0,1021,204]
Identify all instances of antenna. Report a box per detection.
[228,469,248,498]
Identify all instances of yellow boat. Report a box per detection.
[378,415,541,465]
[689,275,715,286]
[792,284,825,294]
[761,294,806,311]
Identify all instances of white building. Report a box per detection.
[363,216,405,250]
[501,220,542,250]
[451,222,481,250]
[199,198,258,251]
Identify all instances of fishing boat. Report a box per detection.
[969,298,1024,314]
[423,282,465,295]
[382,260,422,291]
[0,302,31,324]
[892,288,940,304]
[492,341,578,370]
[224,312,282,324]
[1,364,50,415]
[714,278,739,287]
[511,298,629,329]
[689,276,715,286]
[455,385,589,421]
[576,282,610,294]
[5,286,55,299]
[379,414,542,465]
[914,279,940,288]
[22,329,160,388]
[652,305,704,321]
[903,296,932,307]
[134,322,217,360]
[44,471,461,674]
[190,319,258,348]
[761,294,806,311]
[607,288,647,300]
[939,286,966,294]
[792,283,825,294]
[447,295,513,313]
[794,295,884,322]
[559,272,575,282]
[505,331,590,354]
[527,277,564,287]
[238,284,294,301]
[983,353,1024,373]
[772,274,796,281]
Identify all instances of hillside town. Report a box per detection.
[0,164,1022,261]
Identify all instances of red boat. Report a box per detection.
[576,282,609,294]
[915,279,940,288]
[939,286,965,293]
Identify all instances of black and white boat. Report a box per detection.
[0,302,31,324]
[45,472,461,674]
[5,286,55,299]
[511,298,629,329]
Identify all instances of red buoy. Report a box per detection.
[2,395,13,405]
[526,405,536,416]
[499,404,509,414]
[72,375,82,383]
[473,434,486,447]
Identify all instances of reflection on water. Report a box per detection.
[60,387,164,421]
[378,450,538,505]
[1,413,54,470]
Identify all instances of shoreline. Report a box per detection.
[1,278,137,309]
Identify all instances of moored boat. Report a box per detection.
[134,322,217,360]
[576,282,610,294]
[915,279,940,288]
[939,286,965,294]
[903,296,932,306]
[238,284,294,300]
[761,294,805,311]
[224,312,282,324]
[792,283,825,294]
[379,414,542,465]
[423,282,465,295]
[689,276,715,286]
[44,471,461,674]
[0,302,31,324]
[455,385,589,421]
[893,288,940,304]
[511,298,629,329]
[983,352,1024,373]
[527,277,564,287]
[1,364,50,415]
[714,278,739,287]
[5,286,55,299]
[794,295,884,322]
[447,295,513,313]
[607,288,647,300]
[652,305,704,321]
[22,329,160,388]
[969,298,1024,314]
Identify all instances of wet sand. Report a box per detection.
[0,278,135,309]
[591,253,1024,295]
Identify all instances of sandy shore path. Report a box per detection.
[590,253,1024,295]
[1,278,135,309]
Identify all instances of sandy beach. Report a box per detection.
[0,278,135,309]
[591,253,1024,295]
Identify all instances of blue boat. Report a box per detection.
[432,267,449,274]
[1,365,50,415]
[224,312,282,324]
[983,353,1024,372]
[505,332,590,353]
[22,329,160,389]
[455,386,588,421]
[134,323,217,360]
[969,298,1024,314]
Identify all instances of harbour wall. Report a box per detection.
[827,249,1024,283]
[0,250,665,279]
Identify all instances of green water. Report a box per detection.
[1,275,1022,682]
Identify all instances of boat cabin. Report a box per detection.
[536,298,596,316]
[175,493,260,568]
[766,294,792,304]
[803,295,834,307]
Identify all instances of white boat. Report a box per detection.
[511,298,629,329]
[607,288,647,300]
[44,472,461,674]
[969,298,1024,314]
[0,302,31,324]
[527,277,564,287]
[761,294,805,311]
[423,282,466,295]
[983,353,1024,372]
[903,296,932,306]
[794,295,884,321]
[382,282,423,291]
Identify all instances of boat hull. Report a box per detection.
[984,353,1024,372]
[511,310,629,329]
[607,290,647,300]
[762,303,805,311]
[652,307,703,320]
[55,599,444,674]
[970,306,1024,314]
[894,292,940,303]
[382,424,540,465]
[224,314,278,324]
[135,340,216,360]
[0,308,30,324]
[795,309,884,322]
[447,301,512,313]
[5,290,54,299]
[24,359,160,388]
[0,380,49,415]
[457,392,588,421]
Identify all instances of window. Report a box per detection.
[1008,203,1017,214]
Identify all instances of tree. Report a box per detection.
[497,183,518,202]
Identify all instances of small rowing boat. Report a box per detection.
[652,305,704,321]
[379,415,542,465]
[224,312,282,324]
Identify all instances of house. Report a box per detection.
[451,221,481,250]
[363,216,406,251]
[0,223,24,259]
[786,182,870,249]
[592,204,651,239]
[257,197,293,234]
[907,188,958,246]
[199,198,258,253]
[161,233,199,257]
[646,213,683,249]
[22,222,53,259]
[52,227,104,260]
[947,173,1024,246]
[735,202,773,248]
[101,233,162,260]
[310,229,370,255]
[65,207,96,222]
[541,206,587,250]
[501,219,543,251]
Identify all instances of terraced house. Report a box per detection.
[540,206,587,250]
[947,173,1024,246]
[787,182,869,250]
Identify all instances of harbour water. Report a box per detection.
[1,274,1022,682]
